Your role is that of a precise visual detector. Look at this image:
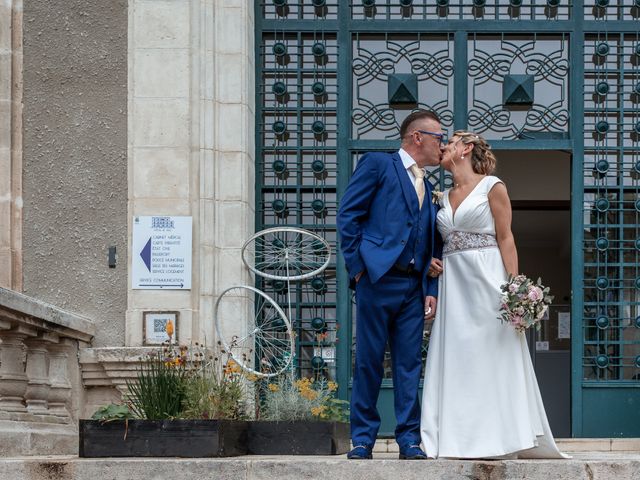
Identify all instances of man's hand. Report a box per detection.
[355,271,364,283]
[427,258,443,278]
[424,296,437,320]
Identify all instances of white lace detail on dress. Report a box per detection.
[443,231,498,256]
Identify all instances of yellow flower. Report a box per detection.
[311,406,327,417]
[327,381,338,392]
[245,373,259,382]
[295,377,313,392]
[268,383,279,392]
[226,359,242,374]
[300,388,318,401]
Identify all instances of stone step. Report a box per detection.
[371,438,640,453]
[1,453,640,480]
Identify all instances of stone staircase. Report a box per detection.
[1,450,639,480]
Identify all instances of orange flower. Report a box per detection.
[311,406,327,417]
[165,320,174,339]
[300,388,318,401]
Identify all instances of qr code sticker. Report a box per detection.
[154,318,167,333]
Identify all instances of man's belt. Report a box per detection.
[391,262,419,275]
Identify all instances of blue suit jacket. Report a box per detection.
[337,151,443,298]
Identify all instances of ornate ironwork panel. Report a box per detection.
[351,0,572,20]
[583,0,640,21]
[582,32,640,382]
[256,0,640,437]
[258,28,340,379]
[467,34,569,140]
[352,34,454,140]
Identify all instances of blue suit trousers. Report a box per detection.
[350,269,424,448]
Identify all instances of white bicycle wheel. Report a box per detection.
[241,227,331,281]
[214,285,294,378]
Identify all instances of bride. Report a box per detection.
[420,131,568,459]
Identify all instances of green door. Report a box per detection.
[255,0,640,437]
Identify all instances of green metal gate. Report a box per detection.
[255,0,640,437]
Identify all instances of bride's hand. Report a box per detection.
[424,296,437,320]
[427,258,443,278]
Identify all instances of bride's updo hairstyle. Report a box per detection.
[452,130,497,175]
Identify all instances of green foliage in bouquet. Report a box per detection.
[259,374,349,422]
[499,274,554,332]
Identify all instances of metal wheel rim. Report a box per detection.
[241,227,332,281]
[214,285,294,378]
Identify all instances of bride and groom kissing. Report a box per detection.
[337,110,567,460]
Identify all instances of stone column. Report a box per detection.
[47,342,71,419]
[24,338,52,415]
[0,331,28,413]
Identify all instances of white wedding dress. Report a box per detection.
[420,176,568,459]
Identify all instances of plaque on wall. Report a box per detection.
[132,216,192,290]
[143,311,179,345]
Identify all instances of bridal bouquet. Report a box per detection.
[498,275,554,333]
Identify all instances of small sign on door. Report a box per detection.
[536,341,549,351]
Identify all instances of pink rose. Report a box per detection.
[527,287,543,302]
[511,314,523,325]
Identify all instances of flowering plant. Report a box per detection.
[259,374,348,422]
[498,274,554,333]
[117,341,255,420]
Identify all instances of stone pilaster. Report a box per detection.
[0,0,23,291]
[126,0,255,347]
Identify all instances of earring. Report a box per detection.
[461,155,464,160]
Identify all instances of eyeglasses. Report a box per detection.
[415,130,448,145]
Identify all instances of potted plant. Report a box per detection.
[247,374,350,455]
[79,341,251,458]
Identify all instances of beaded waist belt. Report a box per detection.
[443,231,498,256]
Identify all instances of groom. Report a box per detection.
[337,110,444,460]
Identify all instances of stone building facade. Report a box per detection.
[2,1,640,454]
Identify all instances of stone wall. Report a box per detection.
[21,0,128,347]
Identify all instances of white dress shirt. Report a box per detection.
[398,148,424,184]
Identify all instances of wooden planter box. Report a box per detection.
[247,420,349,455]
[79,419,248,458]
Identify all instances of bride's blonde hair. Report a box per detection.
[452,130,497,175]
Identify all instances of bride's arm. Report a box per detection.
[488,182,518,277]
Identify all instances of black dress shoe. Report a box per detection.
[399,444,428,460]
[347,445,373,459]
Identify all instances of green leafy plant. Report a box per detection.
[259,374,349,422]
[122,342,255,421]
[91,403,134,422]
[125,348,189,420]
[181,357,248,420]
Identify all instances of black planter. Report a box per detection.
[247,420,349,455]
[79,419,248,457]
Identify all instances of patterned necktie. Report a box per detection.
[409,164,426,209]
